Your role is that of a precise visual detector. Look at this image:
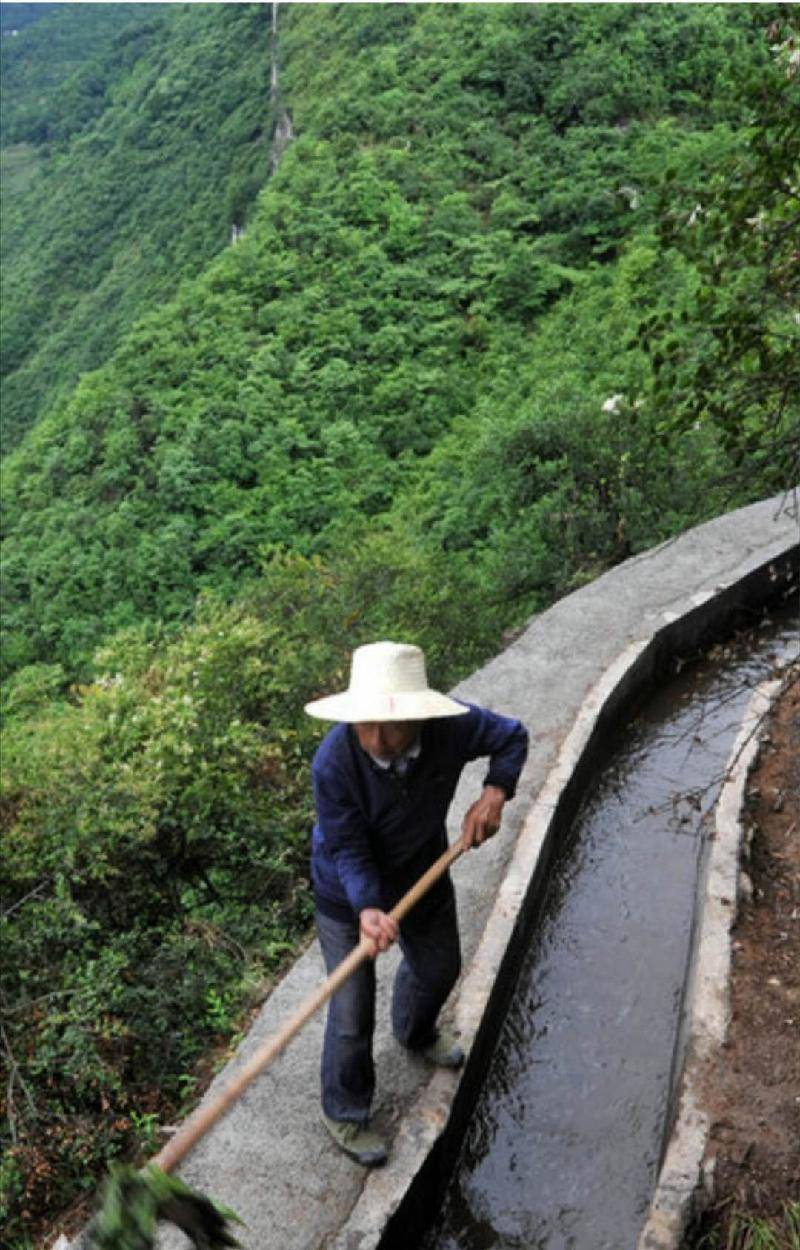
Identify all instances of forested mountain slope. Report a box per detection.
[1,1,144,142]
[1,3,781,680]
[1,2,272,448]
[1,6,796,1241]
[0,2,57,37]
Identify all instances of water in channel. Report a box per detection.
[422,616,798,1250]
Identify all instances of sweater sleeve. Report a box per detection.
[453,702,529,800]
[312,757,383,916]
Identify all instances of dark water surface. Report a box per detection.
[422,619,798,1250]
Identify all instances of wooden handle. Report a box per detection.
[388,836,465,925]
[151,835,467,1174]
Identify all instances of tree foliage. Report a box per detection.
[640,9,800,485]
[2,4,778,679]
[0,5,792,1240]
[1,3,272,448]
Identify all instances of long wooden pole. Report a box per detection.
[152,835,467,1174]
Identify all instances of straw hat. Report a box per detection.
[304,641,468,722]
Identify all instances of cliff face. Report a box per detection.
[269,2,293,176]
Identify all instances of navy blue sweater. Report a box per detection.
[310,702,529,921]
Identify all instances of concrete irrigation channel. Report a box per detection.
[68,493,797,1250]
[410,610,796,1250]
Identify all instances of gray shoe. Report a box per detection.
[322,1114,388,1166]
[421,1030,465,1069]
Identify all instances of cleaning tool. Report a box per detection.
[87,835,468,1249]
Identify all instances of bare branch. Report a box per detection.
[1,879,49,922]
[1,1022,39,1143]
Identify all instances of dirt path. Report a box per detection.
[686,668,800,1246]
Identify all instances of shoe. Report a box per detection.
[322,1114,388,1166]
[421,1030,465,1069]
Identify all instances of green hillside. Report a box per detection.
[1,2,145,142]
[0,5,797,1241]
[1,3,272,449]
[1,3,784,680]
[0,2,57,37]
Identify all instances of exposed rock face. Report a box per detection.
[269,2,294,177]
[270,107,294,176]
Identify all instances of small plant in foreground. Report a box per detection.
[690,1201,800,1250]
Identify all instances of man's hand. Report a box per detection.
[360,908,398,956]
[462,784,506,849]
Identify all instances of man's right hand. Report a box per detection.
[360,908,398,955]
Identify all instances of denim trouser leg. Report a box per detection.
[316,884,461,1122]
[392,883,461,1051]
[316,909,375,1124]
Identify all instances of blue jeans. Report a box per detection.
[315,883,461,1124]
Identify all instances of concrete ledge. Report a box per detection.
[66,492,798,1250]
[635,677,784,1250]
[332,639,653,1250]
[336,508,798,1250]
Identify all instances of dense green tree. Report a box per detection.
[641,11,800,484]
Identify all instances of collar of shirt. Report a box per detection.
[368,737,421,775]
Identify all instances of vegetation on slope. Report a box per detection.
[1,3,149,146]
[1,2,273,449]
[0,3,57,38]
[644,11,800,479]
[1,4,780,679]
[0,5,796,1241]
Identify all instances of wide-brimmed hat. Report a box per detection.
[304,641,467,723]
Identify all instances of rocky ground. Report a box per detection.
[685,668,799,1248]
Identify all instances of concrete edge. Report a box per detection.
[332,539,798,1250]
[453,638,651,1043]
[331,641,652,1250]
[635,674,786,1250]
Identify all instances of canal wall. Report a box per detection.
[358,494,798,1250]
[70,491,797,1250]
[636,674,785,1250]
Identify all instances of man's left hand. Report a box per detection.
[462,784,506,849]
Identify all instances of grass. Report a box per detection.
[691,1202,800,1250]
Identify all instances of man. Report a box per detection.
[305,640,529,1166]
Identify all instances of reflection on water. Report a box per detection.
[424,619,798,1250]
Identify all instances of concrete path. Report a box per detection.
[76,492,797,1250]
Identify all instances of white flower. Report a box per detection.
[745,211,766,232]
[602,394,625,414]
[618,185,640,210]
